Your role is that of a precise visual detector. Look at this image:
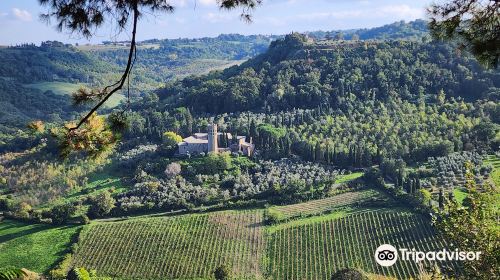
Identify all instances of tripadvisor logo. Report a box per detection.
[374,244,398,267]
[374,244,482,267]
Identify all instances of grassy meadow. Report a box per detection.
[0,220,80,273]
[484,154,500,187]
[23,82,125,108]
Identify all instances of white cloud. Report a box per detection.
[175,17,187,24]
[12,8,32,22]
[377,5,423,19]
[171,0,188,7]
[198,0,217,6]
[202,12,237,23]
[290,4,423,22]
[296,11,363,21]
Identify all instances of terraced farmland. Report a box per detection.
[72,210,265,279]
[267,209,456,280]
[268,188,386,221]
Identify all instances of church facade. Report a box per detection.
[177,124,255,156]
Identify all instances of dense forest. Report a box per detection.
[0,42,117,142]
[162,33,499,113]
[0,20,437,145]
[133,33,499,164]
[0,41,114,84]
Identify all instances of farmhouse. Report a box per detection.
[178,124,254,156]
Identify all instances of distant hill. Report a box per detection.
[306,19,429,41]
[0,42,113,137]
[0,19,459,138]
[82,34,279,89]
[354,19,428,40]
[0,41,115,84]
[0,35,276,137]
[160,32,499,114]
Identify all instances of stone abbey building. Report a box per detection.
[178,124,254,156]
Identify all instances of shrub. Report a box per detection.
[79,214,90,225]
[67,267,91,280]
[164,162,182,179]
[0,198,13,211]
[47,203,77,225]
[162,131,182,155]
[264,208,284,224]
[30,210,43,222]
[13,202,31,220]
[331,268,368,280]
[214,264,232,280]
[88,192,115,218]
[49,253,73,279]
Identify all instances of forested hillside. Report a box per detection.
[162,33,499,113]
[1,20,498,216]
[0,41,114,84]
[0,18,499,279]
[81,34,279,90]
[0,42,114,140]
[0,20,433,133]
[0,35,277,144]
[132,34,497,166]
[307,19,428,41]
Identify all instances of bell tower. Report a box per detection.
[207,123,218,153]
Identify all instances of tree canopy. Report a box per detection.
[428,0,500,68]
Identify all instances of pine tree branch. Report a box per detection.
[69,3,139,132]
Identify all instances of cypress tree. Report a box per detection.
[438,188,445,209]
[185,108,193,135]
[315,142,322,162]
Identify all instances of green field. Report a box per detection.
[453,187,468,204]
[0,220,80,273]
[23,82,124,108]
[267,188,385,222]
[23,81,84,96]
[335,172,364,184]
[484,155,500,188]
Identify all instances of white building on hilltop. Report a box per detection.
[178,124,254,156]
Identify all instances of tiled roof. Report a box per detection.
[181,136,208,144]
[193,133,208,138]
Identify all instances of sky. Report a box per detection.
[0,0,433,45]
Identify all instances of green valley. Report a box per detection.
[0,14,498,280]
